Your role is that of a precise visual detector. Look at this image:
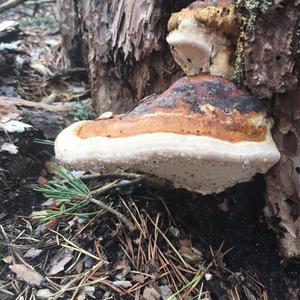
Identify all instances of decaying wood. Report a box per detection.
[57,0,192,114]
[0,21,23,75]
[0,96,91,212]
[0,96,90,139]
[0,0,27,14]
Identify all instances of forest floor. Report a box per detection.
[0,2,300,300]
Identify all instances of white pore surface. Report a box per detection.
[55,121,281,195]
[166,19,228,76]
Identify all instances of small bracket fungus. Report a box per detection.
[55,75,280,194]
[167,0,238,78]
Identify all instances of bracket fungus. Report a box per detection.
[166,0,238,78]
[55,75,280,194]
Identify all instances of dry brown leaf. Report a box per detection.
[2,256,13,264]
[48,249,73,275]
[132,274,145,284]
[142,287,161,300]
[9,264,43,286]
[0,96,22,123]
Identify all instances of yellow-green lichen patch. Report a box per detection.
[233,0,273,83]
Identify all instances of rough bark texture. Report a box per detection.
[242,1,300,99]
[237,1,300,258]
[265,87,300,258]
[58,0,300,258]
[57,0,192,114]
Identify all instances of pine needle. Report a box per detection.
[34,138,55,145]
[34,166,135,230]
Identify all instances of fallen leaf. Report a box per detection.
[143,287,161,300]
[48,249,73,275]
[0,98,21,122]
[36,289,53,299]
[9,264,43,286]
[1,120,32,133]
[3,256,13,264]
[179,239,203,264]
[0,143,18,154]
[132,274,145,284]
[24,248,43,259]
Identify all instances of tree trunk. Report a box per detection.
[57,0,192,114]
[57,0,300,258]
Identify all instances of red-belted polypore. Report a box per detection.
[55,75,280,194]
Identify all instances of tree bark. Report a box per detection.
[57,0,300,258]
[239,1,300,258]
[57,0,193,114]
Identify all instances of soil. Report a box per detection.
[131,178,300,300]
[4,171,299,299]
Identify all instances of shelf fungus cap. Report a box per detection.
[55,75,280,194]
[167,0,238,78]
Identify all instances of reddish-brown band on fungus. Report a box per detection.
[75,112,267,143]
[75,75,268,143]
[55,75,280,194]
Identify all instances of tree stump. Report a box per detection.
[57,0,300,258]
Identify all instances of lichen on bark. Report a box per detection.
[234,0,274,84]
[234,0,299,98]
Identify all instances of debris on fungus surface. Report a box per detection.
[55,75,280,195]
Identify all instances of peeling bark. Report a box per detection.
[265,87,300,258]
[57,0,192,114]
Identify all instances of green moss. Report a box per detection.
[233,0,273,83]
[74,103,95,121]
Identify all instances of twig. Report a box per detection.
[26,0,55,5]
[0,0,27,13]
[89,198,135,231]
